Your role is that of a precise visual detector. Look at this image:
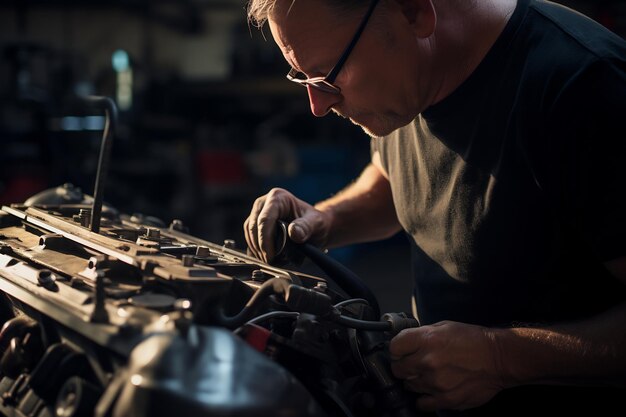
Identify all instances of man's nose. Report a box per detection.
[307,86,342,117]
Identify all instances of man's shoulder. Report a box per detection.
[529,0,626,60]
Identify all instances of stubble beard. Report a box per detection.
[331,108,398,139]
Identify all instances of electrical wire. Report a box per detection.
[333,298,370,309]
[247,311,299,325]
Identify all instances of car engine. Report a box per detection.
[0,97,419,417]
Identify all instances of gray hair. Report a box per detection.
[247,0,372,28]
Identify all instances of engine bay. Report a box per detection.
[0,183,418,417]
[0,96,418,417]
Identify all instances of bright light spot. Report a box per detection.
[112,50,130,72]
[59,116,105,131]
[130,374,143,386]
[61,117,81,131]
[83,116,105,130]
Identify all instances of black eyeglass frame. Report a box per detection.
[286,0,381,94]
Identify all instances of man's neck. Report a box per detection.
[428,0,518,105]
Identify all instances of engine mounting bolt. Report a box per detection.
[195,246,211,257]
[146,228,160,239]
[251,269,267,281]
[181,254,195,267]
[79,209,91,228]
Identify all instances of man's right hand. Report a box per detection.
[243,188,332,263]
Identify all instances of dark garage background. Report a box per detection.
[1,0,624,313]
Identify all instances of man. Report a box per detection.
[243,0,626,415]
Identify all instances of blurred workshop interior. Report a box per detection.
[1,0,624,313]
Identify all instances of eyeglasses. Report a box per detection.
[286,0,380,95]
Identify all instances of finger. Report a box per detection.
[404,370,444,394]
[257,205,281,263]
[390,351,422,379]
[287,209,319,243]
[289,202,332,245]
[243,217,258,258]
[403,375,431,396]
[244,217,261,260]
[287,221,308,243]
[245,196,267,260]
[416,394,439,413]
[389,327,424,358]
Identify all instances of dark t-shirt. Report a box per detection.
[371,0,626,414]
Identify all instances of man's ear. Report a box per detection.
[393,0,436,38]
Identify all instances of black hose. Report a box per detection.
[77,95,118,234]
[214,278,291,328]
[294,242,381,318]
[334,315,390,331]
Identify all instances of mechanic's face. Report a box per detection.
[268,0,426,138]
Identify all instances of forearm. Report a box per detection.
[314,163,401,248]
[493,302,626,388]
